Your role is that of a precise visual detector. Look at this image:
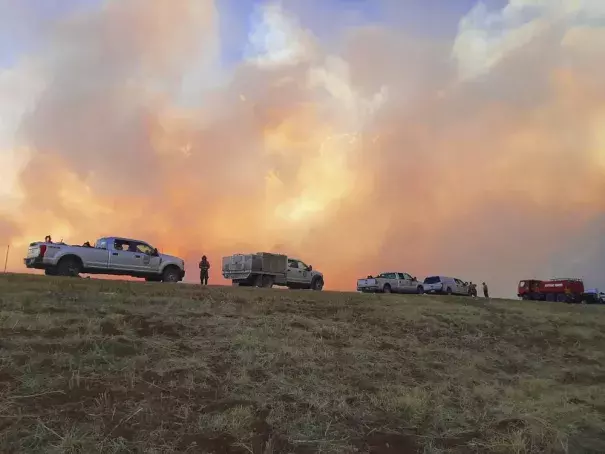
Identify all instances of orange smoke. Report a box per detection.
[1,0,604,296]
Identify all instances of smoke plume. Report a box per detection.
[1,0,604,296]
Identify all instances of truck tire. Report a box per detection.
[417,285,424,294]
[311,277,324,291]
[261,275,274,288]
[383,284,391,294]
[446,287,452,295]
[56,256,82,277]
[161,266,180,283]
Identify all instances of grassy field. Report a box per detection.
[0,274,604,453]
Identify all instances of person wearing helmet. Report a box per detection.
[199,255,210,286]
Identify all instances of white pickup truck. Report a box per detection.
[24,236,186,282]
[357,272,424,294]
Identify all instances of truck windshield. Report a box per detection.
[424,276,441,284]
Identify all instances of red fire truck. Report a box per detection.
[517,278,585,303]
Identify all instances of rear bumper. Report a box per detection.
[358,286,379,292]
[223,272,252,280]
[24,257,47,270]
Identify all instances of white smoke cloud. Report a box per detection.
[453,0,605,80]
[0,60,45,206]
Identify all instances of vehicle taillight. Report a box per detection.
[39,245,47,257]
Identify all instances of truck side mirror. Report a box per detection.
[308,265,313,271]
[153,248,159,256]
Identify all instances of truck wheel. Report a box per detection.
[446,287,452,295]
[254,274,264,288]
[383,284,391,294]
[311,277,324,291]
[417,285,424,294]
[56,256,81,277]
[261,275,274,288]
[556,293,568,303]
[161,266,180,283]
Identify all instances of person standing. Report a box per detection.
[199,255,210,286]
[482,282,489,299]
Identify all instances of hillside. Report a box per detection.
[0,274,604,453]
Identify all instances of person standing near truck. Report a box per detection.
[482,282,489,299]
[469,282,477,297]
[199,255,210,286]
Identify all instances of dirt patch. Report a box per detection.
[177,433,242,453]
[361,431,420,453]
[27,340,96,354]
[105,338,141,357]
[289,321,307,329]
[491,417,528,432]
[0,370,15,383]
[350,378,378,393]
[563,352,602,366]
[203,399,255,413]
[100,320,123,336]
[378,341,397,350]
[561,370,605,385]
[433,430,482,449]
[124,314,182,338]
[45,307,70,314]
[248,368,269,382]
[42,327,67,338]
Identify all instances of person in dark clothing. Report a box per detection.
[199,255,210,285]
[482,282,489,299]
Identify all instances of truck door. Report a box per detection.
[134,242,161,273]
[287,259,302,283]
[109,239,144,272]
[454,279,466,295]
[404,273,416,293]
[396,273,406,293]
[396,273,413,293]
[298,261,312,285]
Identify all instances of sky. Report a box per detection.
[0,0,604,297]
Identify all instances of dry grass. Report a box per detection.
[0,273,604,453]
